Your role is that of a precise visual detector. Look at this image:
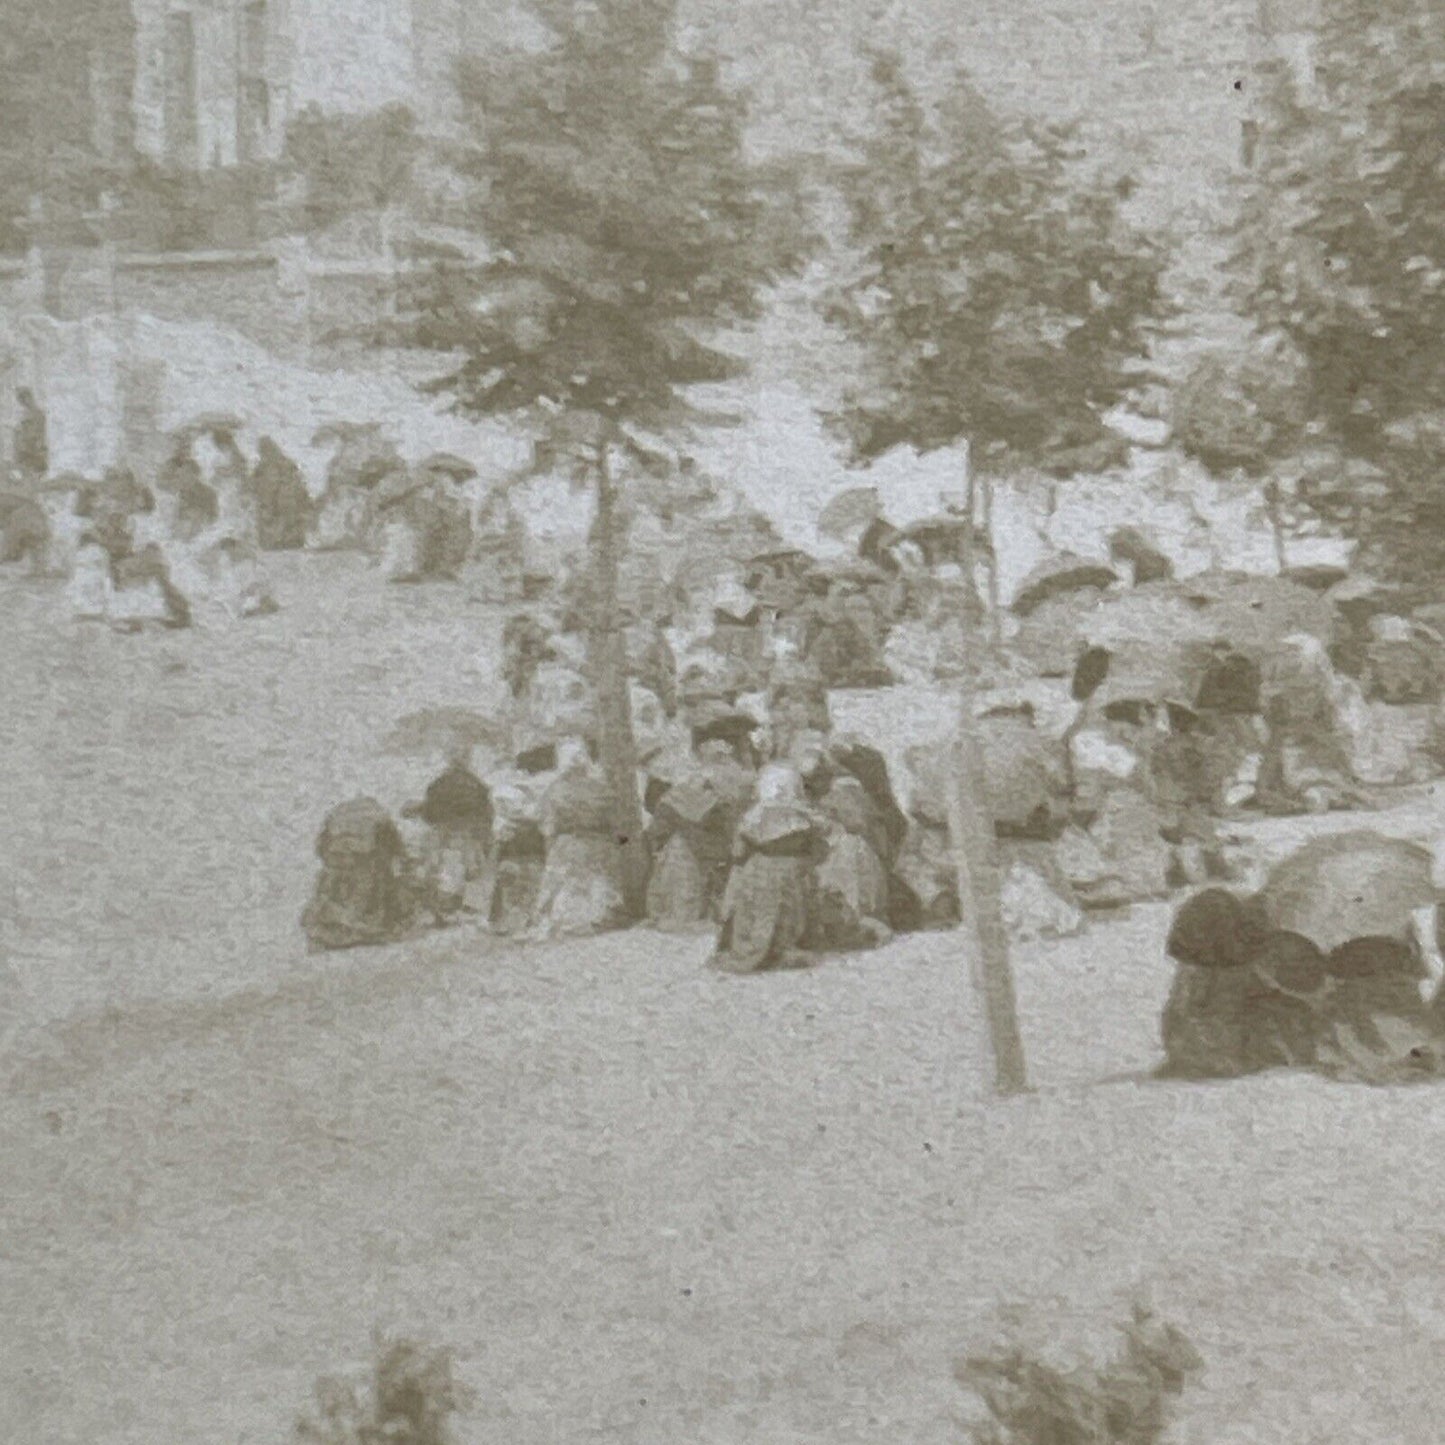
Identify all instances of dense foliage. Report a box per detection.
[399,0,808,439]
[394,0,811,914]
[1227,1,1445,581]
[823,51,1170,479]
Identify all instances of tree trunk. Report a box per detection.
[1264,479,1288,574]
[981,473,1002,647]
[950,455,1029,1095]
[587,430,650,918]
[947,665,1030,1096]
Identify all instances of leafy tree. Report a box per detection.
[1227,0,1445,585]
[821,53,1170,1092]
[396,0,811,913]
[825,51,1169,509]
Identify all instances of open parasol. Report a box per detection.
[1012,552,1119,617]
[1256,831,1438,955]
[817,486,882,541]
[740,801,820,849]
[382,706,511,759]
[416,452,479,482]
[311,420,387,445]
[1087,641,1202,718]
[1166,887,1274,969]
[657,777,724,830]
[178,411,246,439]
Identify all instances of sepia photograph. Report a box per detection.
[4,0,1445,1440]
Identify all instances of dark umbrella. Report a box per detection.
[1166,888,1274,969]
[1283,563,1349,593]
[416,452,479,482]
[1012,552,1119,617]
[1257,831,1438,955]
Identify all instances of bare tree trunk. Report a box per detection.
[950,455,1029,1095]
[981,473,1002,648]
[947,669,1030,1096]
[588,430,649,918]
[1264,480,1288,574]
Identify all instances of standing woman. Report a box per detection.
[528,738,631,939]
[712,764,828,974]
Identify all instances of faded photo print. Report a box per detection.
[4,1,1445,1441]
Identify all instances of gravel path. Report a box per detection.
[7,555,1445,1443]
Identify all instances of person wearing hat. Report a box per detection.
[157,434,219,543]
[403,743,495,923]
[712,763,828,974]
[813,771,893,952]
[12,388,47,487]
[248,436,313,551]
[1158,887,1277,1078]
[689,697,762,770]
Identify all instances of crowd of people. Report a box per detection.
[1160,833,1445,1085]
[0,392,529,629]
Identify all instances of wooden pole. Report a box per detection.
[588,426,650,918]
[949,453,1030,1096]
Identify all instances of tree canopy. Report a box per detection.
[822,51,1170,478]
[1227,0,1445,581]
[398,0,811,444]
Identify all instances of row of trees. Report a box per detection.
[1187,0,1445,588]
[391,0,1172,1090]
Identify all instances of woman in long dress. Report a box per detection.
[645,740,755,929]
[813,773,893,951]
[712,764,828,974]
[301,797,419,952]
[527,738,630,939]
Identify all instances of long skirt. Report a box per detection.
[488,855,545,935]
[713,854,815,974]
[528,832,628,939]
[302,860,417,952]
[379,516,426,582]
[814,834,891,950]
[310,489,369,551]
[67,545,113,621]
[1159,963,1319,1079]
[1158,964,1256,1079]
[889,823,959,931]
[646,834,712,931]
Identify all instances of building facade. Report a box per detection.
[126,0,524,171]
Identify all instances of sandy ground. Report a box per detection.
[6,554,1445,1444]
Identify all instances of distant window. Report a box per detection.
[237,1,269,162]
[163,11,199,168]
[89,51,119,161]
